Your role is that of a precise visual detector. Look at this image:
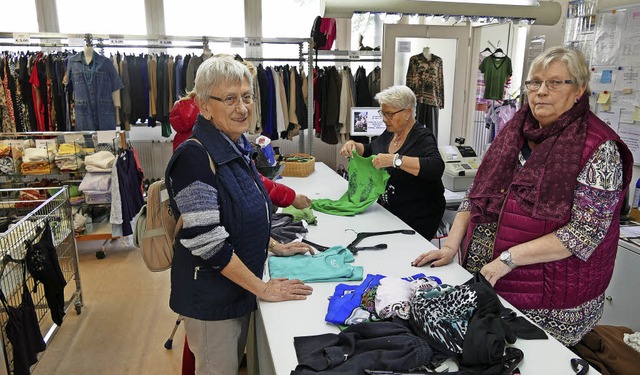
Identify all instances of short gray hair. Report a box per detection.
[374,85,417,113]
[194,56,253,101]
[527,46,590,90]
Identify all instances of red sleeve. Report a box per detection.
[260,174,295,207]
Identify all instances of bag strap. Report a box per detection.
[188,138,217,175]
[171,138,217,238]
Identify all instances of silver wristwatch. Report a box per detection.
[393,154,403,168]
[499,250,517,269]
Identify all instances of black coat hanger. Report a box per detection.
[492,48,505,57]
[481,47,492,54]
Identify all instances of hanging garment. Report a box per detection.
[25,221,67,326]
[268,246,363,283]
[64,52,124,130]
[479,54,512,100]
[0,265,46,375]
[405,53,444,109]
[311,152,389,216]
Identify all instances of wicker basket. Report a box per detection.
[281,153,315,177]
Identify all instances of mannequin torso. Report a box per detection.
[422,47,432,61]
[84,45,94,65]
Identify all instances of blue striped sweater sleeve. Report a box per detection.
[168,144,233,269]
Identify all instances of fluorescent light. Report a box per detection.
[414,0,538,5]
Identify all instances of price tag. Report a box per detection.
[109,35,125,45]
[68,37,85,47]
[248,38,261,47]
[158,37,172,46]
[397,41,411,53]
[13,33,30,44]
[230,37,244,48]
[348,51,360,59]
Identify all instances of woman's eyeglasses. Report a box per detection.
[378,108,405,120]
[208,93,255,107]
[524,80,574,91]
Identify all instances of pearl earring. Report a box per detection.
[575,98,580,103]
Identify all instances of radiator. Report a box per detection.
[130,140,173,180]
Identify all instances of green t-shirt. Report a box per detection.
[311,152,390,216]
[480,55,512,100]
[281,206,318,225]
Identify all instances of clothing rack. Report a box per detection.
[0,32,315,155]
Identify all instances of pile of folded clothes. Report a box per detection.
[54,143,84,172]
[21,147,55,175]
[80,150,116,204]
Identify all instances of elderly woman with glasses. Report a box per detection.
[165,56,313,375]
[413,47,633,346]
[340,84,446,240]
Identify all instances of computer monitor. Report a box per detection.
[350,107,386,137]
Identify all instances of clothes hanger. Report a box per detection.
[481,47,493,54]
[492,48,505,57]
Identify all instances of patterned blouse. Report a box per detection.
[405,53,444,109]
[459,140,623,346]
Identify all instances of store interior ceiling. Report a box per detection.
[321,0,562,25]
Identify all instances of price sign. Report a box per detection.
[68,37,84,47]
[109,35,125,45]
[158,37,172,46]
[348,51,361,59]
[248,38,262,47]
[13,33,30,44]
[230,37,244,48]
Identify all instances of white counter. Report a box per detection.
[255,162,595,375]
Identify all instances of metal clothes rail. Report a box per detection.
[0,186,82,374]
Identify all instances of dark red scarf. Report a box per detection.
[469,91,590,224]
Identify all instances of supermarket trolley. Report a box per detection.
[0,187,83,374]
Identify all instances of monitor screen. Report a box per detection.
[350,107,386,137]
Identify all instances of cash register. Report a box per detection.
[440,137,481,192]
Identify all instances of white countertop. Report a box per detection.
[257,162,595,375]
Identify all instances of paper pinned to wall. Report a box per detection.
[593,10,625,66]
[634,107,640,122]
[597,91,611,104]
[618,122,640,162]
[614,66,640,91]
[590,68,616,92]
[597,108,621,132]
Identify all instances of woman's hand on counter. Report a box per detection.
[292,194,312,209]
[271,241,315,256]
[260,278,313,301]
[412,245,457,267]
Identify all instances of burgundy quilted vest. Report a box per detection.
[466,112,633,310]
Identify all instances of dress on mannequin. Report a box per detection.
[406,51,444,139]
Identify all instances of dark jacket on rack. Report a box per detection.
[166,116,272,321]
[355,66,372,107]
[320,66,341,145]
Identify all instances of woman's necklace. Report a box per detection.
[392,132,406,147]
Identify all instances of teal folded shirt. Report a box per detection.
[268,246,364,283]
[311,152,389,216]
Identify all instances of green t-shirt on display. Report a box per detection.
[311,152,390,216]
[479,55,512,100]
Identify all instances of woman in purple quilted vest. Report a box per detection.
[413,46,633,346]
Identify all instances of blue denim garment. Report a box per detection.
[65,52,124,130]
